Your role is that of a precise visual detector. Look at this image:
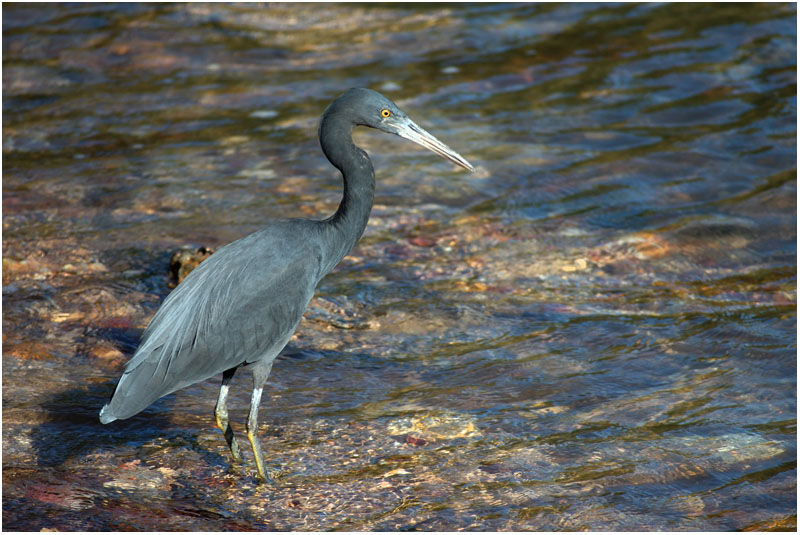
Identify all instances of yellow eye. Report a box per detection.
[381,109,391,118]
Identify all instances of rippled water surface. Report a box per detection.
[3,3,796,531]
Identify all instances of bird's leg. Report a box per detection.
[215,367,242,463]
[246,385,269,482]
[246,362,274,484]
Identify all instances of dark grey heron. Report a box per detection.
[99,87,473,482]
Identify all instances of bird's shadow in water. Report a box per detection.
[32,324,318,479]
[31,318,237,473]
[32,377,244,474]
[32,383,176,468]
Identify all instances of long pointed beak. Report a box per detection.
[391,117,474,172]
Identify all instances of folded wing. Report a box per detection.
[100,221,325,422]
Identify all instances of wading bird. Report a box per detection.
[99,87,473,482]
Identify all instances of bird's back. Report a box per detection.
[100,219,328,423]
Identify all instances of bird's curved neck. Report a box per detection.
[319,112,376,268]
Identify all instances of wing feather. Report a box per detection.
[101,221,325,421]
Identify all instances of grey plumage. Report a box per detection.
[99,88,473,482]
[99,223,322,422]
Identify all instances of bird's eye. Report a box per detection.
[381,109,391,118]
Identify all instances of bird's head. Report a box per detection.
[326,87,473,172]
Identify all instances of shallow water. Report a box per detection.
[2,3,796,531]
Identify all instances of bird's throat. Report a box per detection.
[320,115,376,268]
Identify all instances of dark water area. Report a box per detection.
[3,2,796,531]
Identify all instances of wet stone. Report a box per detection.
[387,411,481,440]
[168,246,215,287]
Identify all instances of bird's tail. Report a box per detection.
[98,404,117,424]
[97,357,178,424]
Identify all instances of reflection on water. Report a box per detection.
[3,2,796,531]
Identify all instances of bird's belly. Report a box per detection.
[239,307,306,368]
